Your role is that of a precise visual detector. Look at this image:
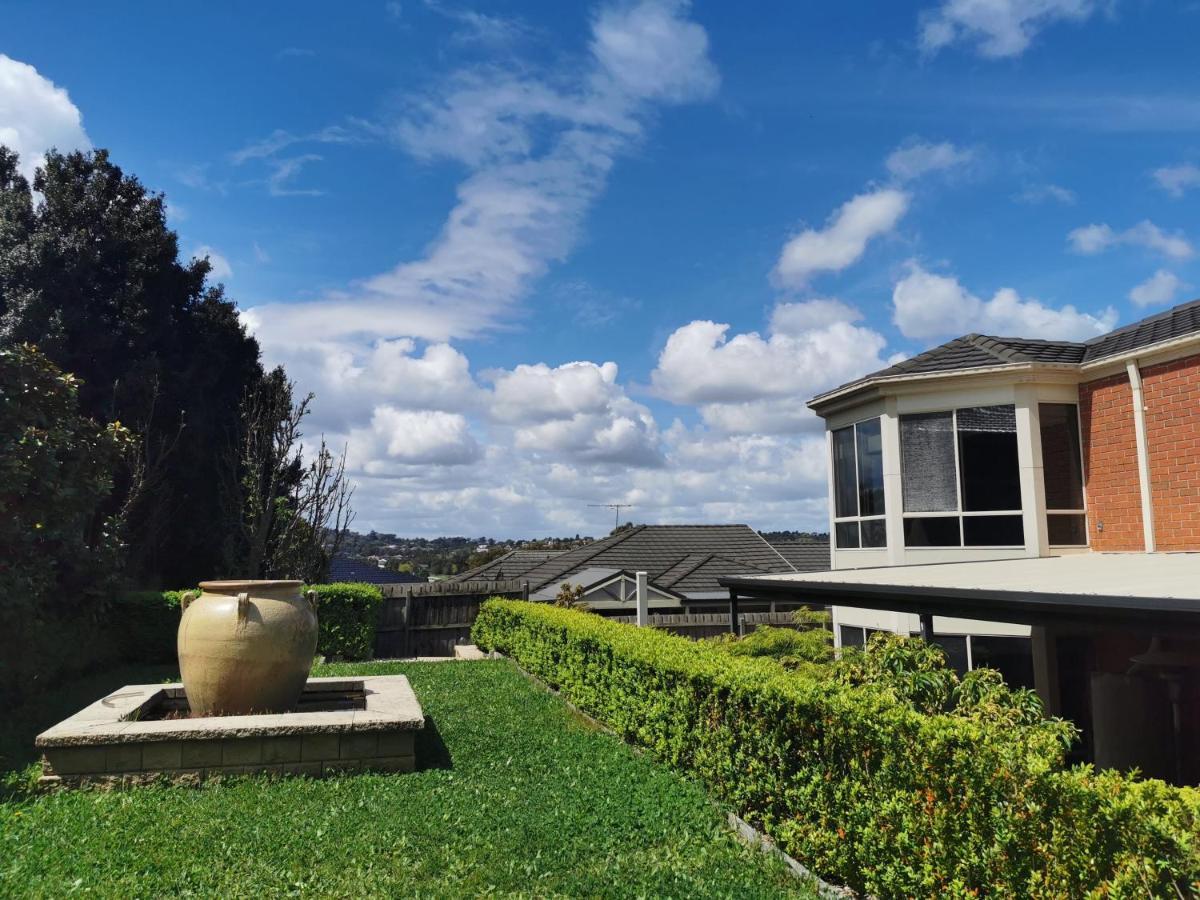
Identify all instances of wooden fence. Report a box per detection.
[374,581,528,658]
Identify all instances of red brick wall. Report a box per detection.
[1079,372,1144,550]
[1141,354,1200,551]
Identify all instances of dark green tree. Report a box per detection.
[0,147,263,586]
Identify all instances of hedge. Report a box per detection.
[472,599,1200,898]
[309,582,382,661]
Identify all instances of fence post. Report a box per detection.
[635,571,649,626]
[402,587,413,658]
[521,581,530,601]
[728,587,740,635]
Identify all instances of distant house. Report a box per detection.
[721,297,1200,784]
[326,556,423,586]
[452,525,829,614]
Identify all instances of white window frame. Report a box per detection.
[899,406,1025,550]
[831,417,887,551]
[1040,402,1090,549]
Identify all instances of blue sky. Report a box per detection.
[4,0,1199,537]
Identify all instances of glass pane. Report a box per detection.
[855,418,885,517]
[900,412,957,512]
[1039,403,1084,510]
[835,521,860,549]
[860,519,887,548]
[957,405,1021,511]
[903,516,961,547]
[1047,513,1087,546]
[963,514,1025,546]
[839,625,866,648]
[832,427,857,518]
[971,636,1035,689]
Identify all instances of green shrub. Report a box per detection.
[473,599,1200,898]
[710,622,834,670]
[110,590,189,664]
[309,582,382,661]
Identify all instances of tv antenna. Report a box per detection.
[589,503,633,531]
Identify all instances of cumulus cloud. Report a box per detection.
[919,0,1108,59]
[892,262,1118,341]
[1067,220,1194,260]
[1153,163,1200,199]
[885,139,973,181]
[772,188,909,287]
[651,299,891,433]
[192,245,233,280]
[1129,269,1188,308]
[0,54,90,181]
[350,407,482,470]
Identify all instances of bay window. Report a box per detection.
[900,404,1025,548]
[832,417,886,549]
[1039,403,1087,546]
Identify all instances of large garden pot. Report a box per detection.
[178,580,318,716]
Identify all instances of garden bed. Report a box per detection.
[0,660,815,897]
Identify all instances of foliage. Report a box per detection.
[472,600,1200,898]
[0,344,134,703]
[233,368,354,584]
[310,582,382,661]
[553,581,586,608]
[0,147,264,588]
[709,610,835,671]
[0,660,812,898]
[108,589,191,665]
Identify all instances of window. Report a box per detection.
[832,418,886,549]
[1039,403,1087,546]
[899,404,1025,548]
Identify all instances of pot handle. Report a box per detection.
[180,590,198,614]
[236,591,250,623]
[305,589,318,612]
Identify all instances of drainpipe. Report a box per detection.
[1126,360,1156,553]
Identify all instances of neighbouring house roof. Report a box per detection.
[327,556,423,585]
[452,549,566,582]
[811,297,1200,410]
[455,525,829,600]
[767,540,834,573]
[720,553,1200,633]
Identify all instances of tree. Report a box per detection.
[0,344,134,700]
[233,368,354,583]
[0,147,263,587]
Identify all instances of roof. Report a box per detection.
[457,525,807,598]
[451,549,565,582]
[720,553,1200,634]
[811,296,1200,408]
[767,540,832,573]
[327,556,423,585]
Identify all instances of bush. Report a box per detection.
[710,618,834,671]
[310,582,382,661]
[473,600,1200,898]
[110,590,190,664]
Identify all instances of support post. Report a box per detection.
[521,581,529,601]
[919,613,934,642]
[728,588,740,635]
[635,571,649,626]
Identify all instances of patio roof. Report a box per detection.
[719,553,1200,633]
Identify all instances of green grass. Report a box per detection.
[0,659,817,898]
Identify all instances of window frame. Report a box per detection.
[831,417,887,551]
[899,405,1025,549]
[1039,402,1089,549]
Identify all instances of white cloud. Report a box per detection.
[772,188,909,287]
[651,299,891,433]
[351,407,481,469]
[0,54,90,181]
[885,139,973,181]
[1067,220,1194,260]
[590,0,720,102]
[919,0,1107,59]
[892,261,1118,341]
[1153,163,1200,199]
[1129,269,1188,307]
[192,245,233,280]
[1014,182,1076,205]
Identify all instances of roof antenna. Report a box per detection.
[588,503,633,532]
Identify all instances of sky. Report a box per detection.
[3,0,1199,539]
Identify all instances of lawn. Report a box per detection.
[0,659,816,898]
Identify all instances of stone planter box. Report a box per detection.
[36,675,424,787]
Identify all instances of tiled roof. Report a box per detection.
[453,525,800,598]
[812,297,1200,406]
[451,549,565,582]
[767,540,831,573]
[327,556,423,585]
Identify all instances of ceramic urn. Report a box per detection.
[178,580,318,716]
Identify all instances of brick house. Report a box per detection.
[722,298,1200,784]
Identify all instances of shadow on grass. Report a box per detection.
[414,715,453,771]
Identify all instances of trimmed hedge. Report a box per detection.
[111,590,190,664]
[472,599,1200,898]
[310,582,383,661]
